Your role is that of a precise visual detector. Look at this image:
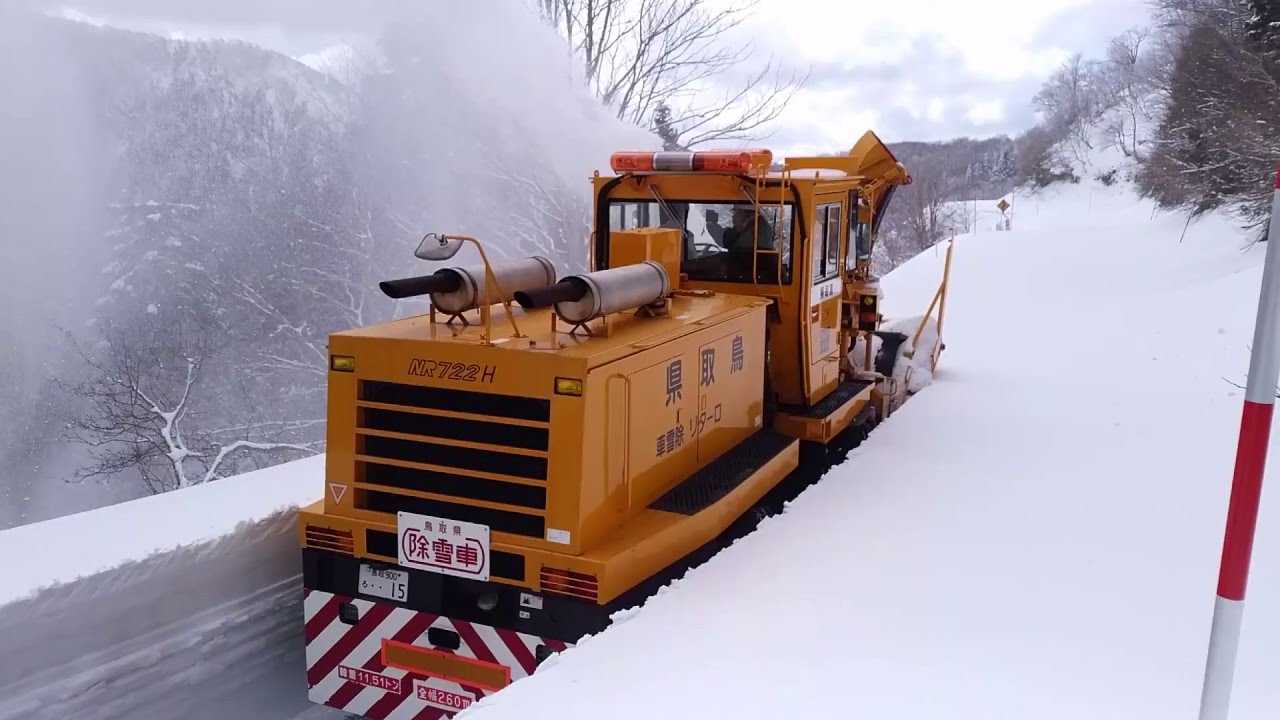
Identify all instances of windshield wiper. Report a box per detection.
[648,185,679,225]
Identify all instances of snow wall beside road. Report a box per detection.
[0,455,325,720]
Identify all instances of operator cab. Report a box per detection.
[607,197,791,285]
[591,143,911,441]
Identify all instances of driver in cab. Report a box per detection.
[703,206,777,281]
[704,206,776,252]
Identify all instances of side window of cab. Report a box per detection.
[811,201,842,282]
[846,192,871,271]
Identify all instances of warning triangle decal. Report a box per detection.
[329,483,348,504]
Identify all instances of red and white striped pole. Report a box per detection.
[1197,167,1280,720]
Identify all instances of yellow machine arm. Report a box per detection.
[848,130,911,267]
[849,130,911,187]
[780,130,911,278]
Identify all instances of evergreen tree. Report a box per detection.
[652,102,683,151]
[1247,0,1280,53]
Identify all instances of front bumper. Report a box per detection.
[305,588,568,719]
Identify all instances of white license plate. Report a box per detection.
[397,511,491,582]
[358,564,408,602]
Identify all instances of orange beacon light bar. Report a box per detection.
[609,149,773,174]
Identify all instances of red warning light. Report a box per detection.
[609,149,773,174]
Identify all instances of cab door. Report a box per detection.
[806,198,843,401]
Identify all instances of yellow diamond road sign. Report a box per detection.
[997,198,1010,212]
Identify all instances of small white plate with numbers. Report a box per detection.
[358,563,408,602]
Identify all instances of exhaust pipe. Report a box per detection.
[379,256,558,313]
[514,280,587,310]
[379,273,462,299]
[551,262,670,324]
[429,256,556,314]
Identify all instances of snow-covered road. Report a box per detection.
[453,179,1280,719]
[2,173,1277,720]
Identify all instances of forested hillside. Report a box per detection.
[872,0,1279,274]
[872,136,1018,271]
[0,7,648,525]
[1012,0,1278,240]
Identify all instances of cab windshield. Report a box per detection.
[607,200,794,284]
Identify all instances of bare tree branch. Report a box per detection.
[199,439,316,484]
[58,327,320,494]
[537,0,809,148]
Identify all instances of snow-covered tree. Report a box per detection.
[535,0,809,148]
[1247,0,1280,53]
[1031,53,1109,168]
[652,102,684,150]
[1097,28,1159,159]
[1136,0,1280,238]
[63,31,384,493]
[59,327,317,493]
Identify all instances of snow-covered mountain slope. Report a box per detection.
[1,170,1277,720]
[455,181,1280,719]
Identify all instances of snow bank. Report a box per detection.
[0,456,324,720]
[0,454,322,606]
[456,180,1280,719]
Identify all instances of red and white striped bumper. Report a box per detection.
[305,590,568,719]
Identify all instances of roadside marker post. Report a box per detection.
[1196,166,1280,720]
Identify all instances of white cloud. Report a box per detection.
[702,0,1152,155]
[729,0,1104,71]
[52,7,106,26]
[966,98,1007,126]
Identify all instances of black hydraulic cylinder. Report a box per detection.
[514,279,585,309]
[378,272,461,299]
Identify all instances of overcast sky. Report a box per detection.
[723,0,1154,154]
[39,0,1153,156]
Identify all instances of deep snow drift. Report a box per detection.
[454,179,1279,719]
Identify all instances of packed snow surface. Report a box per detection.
[457,180,1280,720]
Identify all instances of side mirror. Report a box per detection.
[414,233,464,261]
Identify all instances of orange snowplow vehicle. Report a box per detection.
[296,132,950,718]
